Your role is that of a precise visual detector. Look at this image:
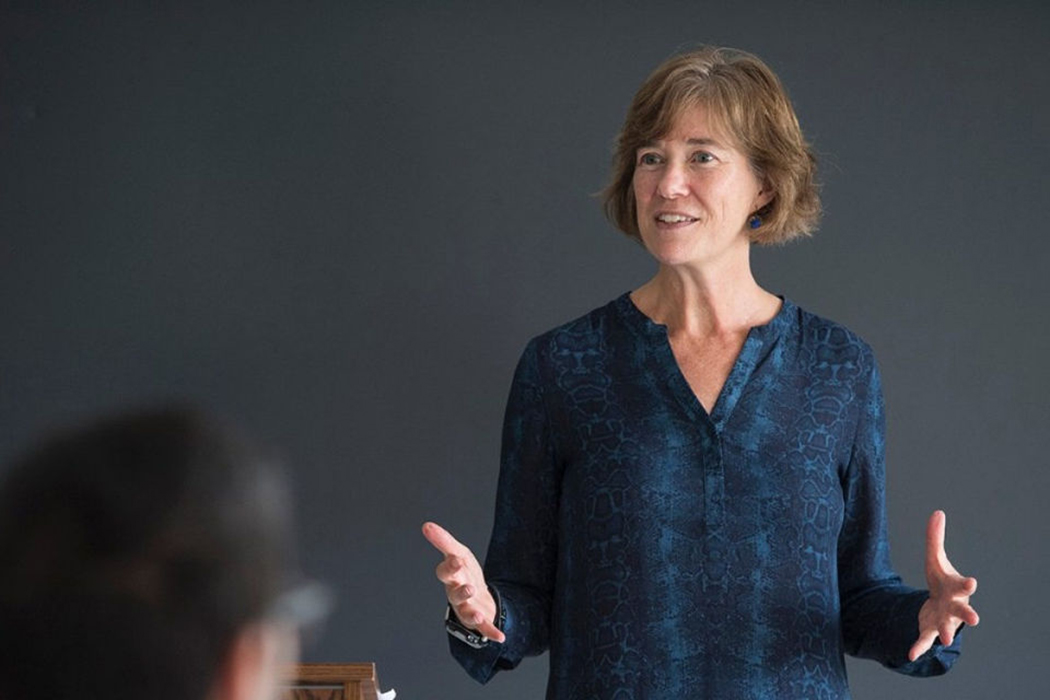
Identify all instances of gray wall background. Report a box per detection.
[2,1,1047,698]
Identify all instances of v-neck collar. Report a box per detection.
[614,291,795,433]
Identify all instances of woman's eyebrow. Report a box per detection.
[636,136,726,151]
[686,137,723,147]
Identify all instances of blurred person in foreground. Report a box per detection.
[424,46,978,699]
[0,406,328,700]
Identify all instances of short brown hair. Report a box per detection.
[602,46,820,245]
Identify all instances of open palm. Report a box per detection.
[908,510,980,661]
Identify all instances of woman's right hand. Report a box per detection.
[422,521,506,644]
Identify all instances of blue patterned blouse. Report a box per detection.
[450,292,961,699]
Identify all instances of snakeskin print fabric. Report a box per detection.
[449,293,961,699]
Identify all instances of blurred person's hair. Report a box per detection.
[0,406,312,700]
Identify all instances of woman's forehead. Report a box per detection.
[643,101,738,148]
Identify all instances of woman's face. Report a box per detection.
[632,105,771,268]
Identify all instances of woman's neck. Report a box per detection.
[630,261,779,338]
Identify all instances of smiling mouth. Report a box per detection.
[655,213,699,224]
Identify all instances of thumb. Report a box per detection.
[925,509,948,574]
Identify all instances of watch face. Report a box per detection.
[447,621,487,650]
[445,608,489,648]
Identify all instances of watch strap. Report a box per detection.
[444,584,505,649]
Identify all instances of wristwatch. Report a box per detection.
[445,585,505,649]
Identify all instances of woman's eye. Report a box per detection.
[692,152,714,164]
[638,153,661,166]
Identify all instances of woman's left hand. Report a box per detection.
[908,509,980,661]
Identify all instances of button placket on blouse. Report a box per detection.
[666,331,769,535]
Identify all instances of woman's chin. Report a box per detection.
[644,244,717,269]
[641,234,748,269]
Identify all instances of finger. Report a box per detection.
[435,555,467,584]
[939,620,958,647]
[942,574,977,599]
[455,605,506,644]
[450,603,505,644]
[447,583,475,605]
[422,521,466,557]
[950,600,980,627]
[474,619,506,644]
[925,510,948,573]
[909,628,939,662]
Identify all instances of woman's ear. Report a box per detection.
[754,182,774,212]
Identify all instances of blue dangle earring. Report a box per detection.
[748,214,763,230]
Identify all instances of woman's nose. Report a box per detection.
[657,162,689,199]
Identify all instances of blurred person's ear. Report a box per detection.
[209,623,300,700]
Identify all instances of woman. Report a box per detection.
[423,46,978,699]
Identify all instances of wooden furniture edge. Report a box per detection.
[281,662,378,683]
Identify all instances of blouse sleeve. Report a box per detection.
[450,337,561,683]
[837,346,963,676]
